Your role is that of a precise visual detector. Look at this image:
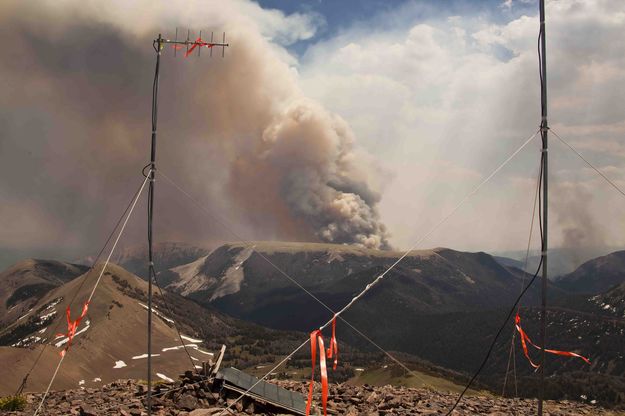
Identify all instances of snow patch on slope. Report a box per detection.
[54,319,90,347]
[157,373,174,382]
[161,343,214,357]
[132,353,161,359]
[12,335,42,347]
[181,334,202,343]
[138,303,174,324]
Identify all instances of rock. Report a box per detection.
[10,377,621,416]
[79,404,98,416]
[189,409,223,416]
[176,395,199,411]
[366,391,379,404]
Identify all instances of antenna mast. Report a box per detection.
[538,0,548,414]
[146,30,228,416]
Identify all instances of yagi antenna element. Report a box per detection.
[153,29,229,59]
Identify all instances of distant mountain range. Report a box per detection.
[555,251,625,295]
[156,242,551,331]
[2,241,624,406]
[150,241,625,406]
[79,242,212,279]
[493,246,623,278]
[0,259,88,324]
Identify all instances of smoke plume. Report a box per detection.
[0,0,390,259]
[553,183,606,267]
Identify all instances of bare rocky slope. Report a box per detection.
[7,377,624,416]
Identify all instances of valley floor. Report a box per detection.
[5,378,623,416]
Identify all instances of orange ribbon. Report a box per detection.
[326,317,338,370]
[306,318,339,416]
[515,313,590,368]
[185,37,215,57]
[56,301,89,357]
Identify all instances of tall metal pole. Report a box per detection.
[538,1,548,414]
[143,31,227,415]
[147,34,163,416]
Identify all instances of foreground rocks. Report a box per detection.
[6,377,623,415]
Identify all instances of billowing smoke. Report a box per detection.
[0,0,389,261]
[230,100,390,249]
[553,183,606,268]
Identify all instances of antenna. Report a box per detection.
[537,0,549,414]
[174,28,178,57]
[160,28,229,59]
[186,29,190,56]
[146,30,229,416]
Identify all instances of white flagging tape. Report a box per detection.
[551,129,625,200]
[33,171,151,416]
[219,129,541,415]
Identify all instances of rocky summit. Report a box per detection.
[7,376,621,416]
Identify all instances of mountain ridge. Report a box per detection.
[0,259,89,328]
[556,250,625,295]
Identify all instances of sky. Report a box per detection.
[1,0,625,268]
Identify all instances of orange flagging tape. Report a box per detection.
[515,313,590,368]
[185,37,215,57]
[56,301,89,357]
[326,317,338,370]
[306,317,338,416]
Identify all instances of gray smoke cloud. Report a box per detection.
[553,183,607,268]
[229,99,390,249]
[0,0,389,263]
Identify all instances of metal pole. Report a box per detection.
[538,1,548,414]
[147,33,163,416]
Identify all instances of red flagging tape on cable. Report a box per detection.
[515,313,590,368]
[515,314,540,368]
[185,37,215,57]
[326,317,338,370]
[56,301,89,357]
[306,319,340,416]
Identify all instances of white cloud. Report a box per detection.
[299,0,625,251]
